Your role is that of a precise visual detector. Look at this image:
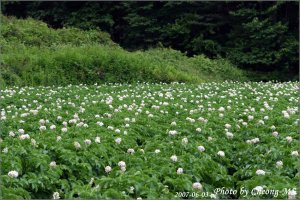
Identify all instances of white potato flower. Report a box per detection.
[177,168,183,174]
[9,131,15,137]
[196,128,202,133]
[272,131,279,137]
[170,155,178,162]
[291,151,299,157]
[95,136,101,143]
[171,121,177,126]
[288,190,297,199]
[8,170,18,178]
[19,134,30,140]
[253,186,264,192]
[226,132,234,139]
[276,161,283,168]
[49,161,57,167]
[192,182,202,190]
[39,126,46,131]
[115,137,122,144]
[182,137,188,145]
[127,148,135,154]
[18,129,25,134]
[168,130,177,136]
[118,161,126,168]
[84,139,92,145]
[74,142,81,150]
[61,127,67,133]
[256,169,265,176]
[50,125,56,130]
[198,146,205,152]
[225,124,231,129]
[217,151,225,157]
[56,136,62,142]
[286,136,293,143]
[2,147,8,153]
[105,166,112,173]
[53,192,60,199]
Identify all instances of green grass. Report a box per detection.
[0,15,248,87]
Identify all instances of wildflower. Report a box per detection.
[155,149,161,154]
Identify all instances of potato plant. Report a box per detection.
[0,82,298,199]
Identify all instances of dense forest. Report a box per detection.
[1,1,299,79]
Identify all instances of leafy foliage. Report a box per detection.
[2,1,298,77]
[0,15,247,87]
[0,82,298,199]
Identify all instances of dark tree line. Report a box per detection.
[2,1,299,74]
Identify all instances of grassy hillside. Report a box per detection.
[0,15,248,87]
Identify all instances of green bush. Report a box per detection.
[0,15,248,87]
[0,15,116,51]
